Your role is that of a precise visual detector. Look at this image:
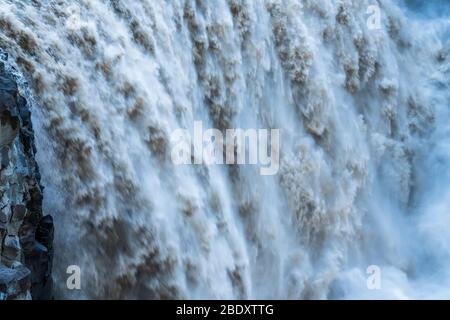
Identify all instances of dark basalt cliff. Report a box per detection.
[0,59,53,300]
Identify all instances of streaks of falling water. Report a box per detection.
[0,0,448,299]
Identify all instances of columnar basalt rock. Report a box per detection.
[0,59,53,300]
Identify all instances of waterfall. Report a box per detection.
[0,0,448,299]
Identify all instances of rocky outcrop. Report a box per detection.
[0,58,53,300]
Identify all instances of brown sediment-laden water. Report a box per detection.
[0,0,448,299]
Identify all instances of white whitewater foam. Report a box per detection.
[0,0,448,299]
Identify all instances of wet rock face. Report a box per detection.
[0,60,53,300]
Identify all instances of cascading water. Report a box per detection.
[0,0,448,299]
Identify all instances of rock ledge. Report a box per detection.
[0,57,53,300]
